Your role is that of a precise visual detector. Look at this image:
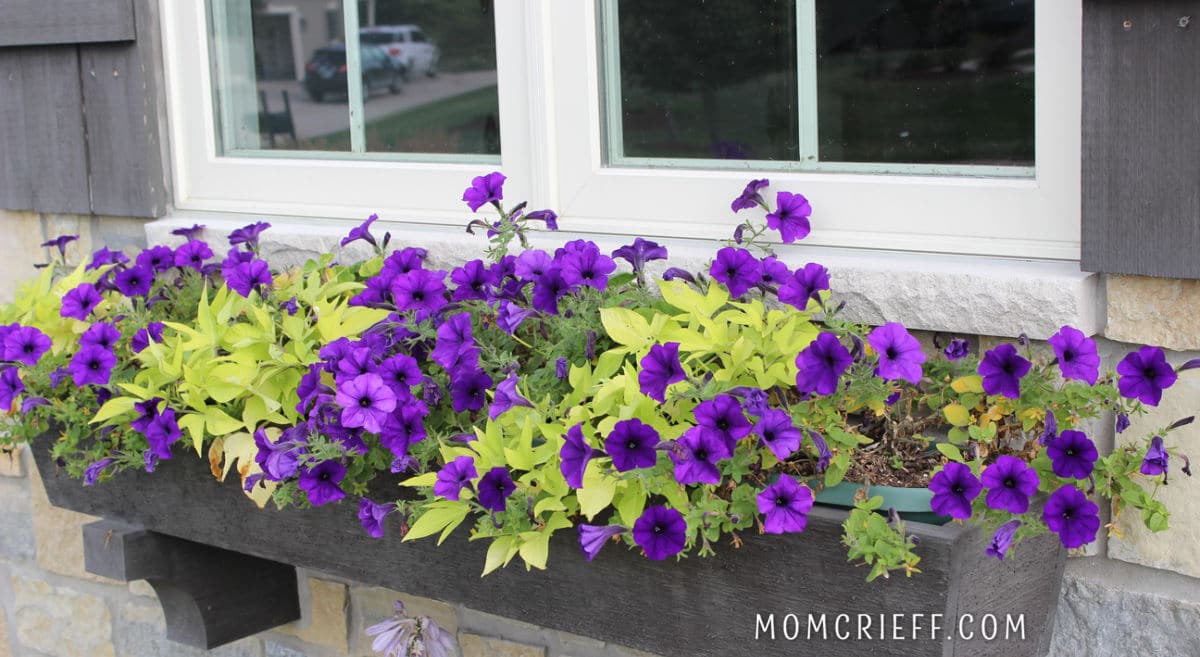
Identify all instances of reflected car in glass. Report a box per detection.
[303,44,402,102]
[359,25,440,80]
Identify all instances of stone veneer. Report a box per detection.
[3,208,1200,656]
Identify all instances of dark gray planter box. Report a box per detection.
[31,431,1063,657]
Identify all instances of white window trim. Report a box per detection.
[159,0,1081,261]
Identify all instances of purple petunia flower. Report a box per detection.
[114,265,153,297]
[670,427,728,485]
[944,338,971,361]
[68,345,116,386]
[378,354,422,394]
[449,368,492,413]
[524,209,559,230]
[755,409,803,461]
[605,418,660,472]
[1042,485,1100,549]
[170,224,205,240]
[1116,413,1131,434]
[612,238,669,275]
[0,368,24,410]
[82,458,115,486]
[1117,346,1177,407]
[87,246,129,271]
[1039,409,1058,445]
[514,249,553,282]
[253,428,300,481]
[987,520,1022,561]
[136,245,175,272]
[476,467,516,513]
[661,268,696,284]
[299,460,347,506]
[489,372,532,420]
[341,214,380,248]
[978,344,1032,399]
[358,498,393,538]
[228,221,271,249]
[61,283,103,321]
[560,242,617,291]
[808,430,832,472]
[1141,436,1170,477]
[777,263,830,311]
[735,387,770,417]
[531,267,570,315]
[495,301,535,335]
[559,424,596,489]
[694,394,752,453]
[731,179,769,213]
[173,240,213,270]
[868,322,926,385]
[391,269,448,316]
[638,342,686,403]
[757,475,815,534]
[1047,430,1098,480]
[3,326,51,366]
[41,234,79,259]
[1047,326,1101,385]
[928,462,982,520]
[632,505,687,560]
[335,373,398,433]
[578,524,625,562]
[379,401,429,457]
[555,357,569,380]
[709,247,761,297]
[131,322,165,353]
[80,323,120,351]
[795,332,853,396]
[765,191,812,243]
[431,314,478,374]
[143,406,181,459]
[462,172,506,212]
[434,456,477,501]
[131,398,162,433]
[758,256,790,287]
[21,396,48,413]
[381,247,428,278]
[981,455,1040,514]
[225,259,272,297]
[450,260,496,301]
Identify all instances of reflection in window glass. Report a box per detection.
[209,0,499,159]
[607,0,1034,172]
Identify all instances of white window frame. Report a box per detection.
[160,0,1081,261]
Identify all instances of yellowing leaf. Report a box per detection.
[943,403,971,427]
[951,375,984,394]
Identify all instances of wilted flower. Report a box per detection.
[365,600,457,657]
[944,338,970,361]
[987,520,1021,561]
[358,498,393,538]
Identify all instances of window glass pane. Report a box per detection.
[816,0,1034,167]
[604,0,1034,173]
[610,0,799,161]
[208,0,499,160]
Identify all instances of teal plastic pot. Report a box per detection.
[809,480,952,526]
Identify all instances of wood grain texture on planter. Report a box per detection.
[31,432,1063,657]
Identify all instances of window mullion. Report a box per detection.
[210,0,258,151]
[599,0,624,165]
[796,0,819,167]
[341,0,366,154]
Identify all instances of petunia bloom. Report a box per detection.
[612,237,669,275]
[928,462,982,520]
[489,372,532,420]
[709,247,761,297]
[228,221,271,249]
[1140,436,1170,477]
[987,520,1022,561]
[225,259,272,297]
[531,267,570,315]
[434,456,477,501]
[131,322,165,353]
[777,263,830,311]
[757,475,815,534]
[560,242,617,291]
[462,171,506,212]
[1047,430,1098,480]
[795,332,853,396]
[136,245,175,272]
[2,326,51,366]
[632,505,687,560]
[299,460,347,506]
[391,269,449,317]
[978,344,1032,399]
[1117,346,1177,406]
[605,418,660,472]
[868,322,926,385]
[693,394,752,453]
[82,458,115,486]
[61,283,103,321]
[68,345,117,386]
[765,191,812,243]
[755,409,803,461]
[731,178,769,213]
[980,455,1040,514]
[476,467,516,513]
[1047,325,1101,385]
[670,427,728,485]
[449,368,492,413]
[87,246,130,271]
[173,240,214,270]
[1042,485,1100,549]
[80,322,120,351]
[0,368,24,410]
[449,259,496,301]
[638,342,686,403]
[430,313,478,372]
[335,373,398,433]
[41,234,79,259]
[358,498,393,538]
[944,338,971,361]
[577,524,626,562]
[559,424,596,489]
[253,428,300,481]
[114,265,153,297]
[341,213,380,248]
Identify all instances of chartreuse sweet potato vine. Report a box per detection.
[0,173,1194,583]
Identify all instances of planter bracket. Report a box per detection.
[82,520,301,649]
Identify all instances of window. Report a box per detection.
[161,1,1080,260]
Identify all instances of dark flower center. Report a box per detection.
[88,360,100,371]
[1063,349,1075,362]
[412,291,425,301]
[1066,448,1076,456]
[1004,477,1016,489]
[775,496,788,507]
[695,449,709,461]
[885,347,898,360]
[653,524,664,534]
[1062,509,1074,520]
[626,440,638,450]
[359,396,373,408]
[952,484,964,494]
[725,267,738,278]
[22,344,33,354]
[1143,367,1158,381]
[716,418,729,430]
[319,471,331,481]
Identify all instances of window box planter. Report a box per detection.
[31,430,1065,657]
